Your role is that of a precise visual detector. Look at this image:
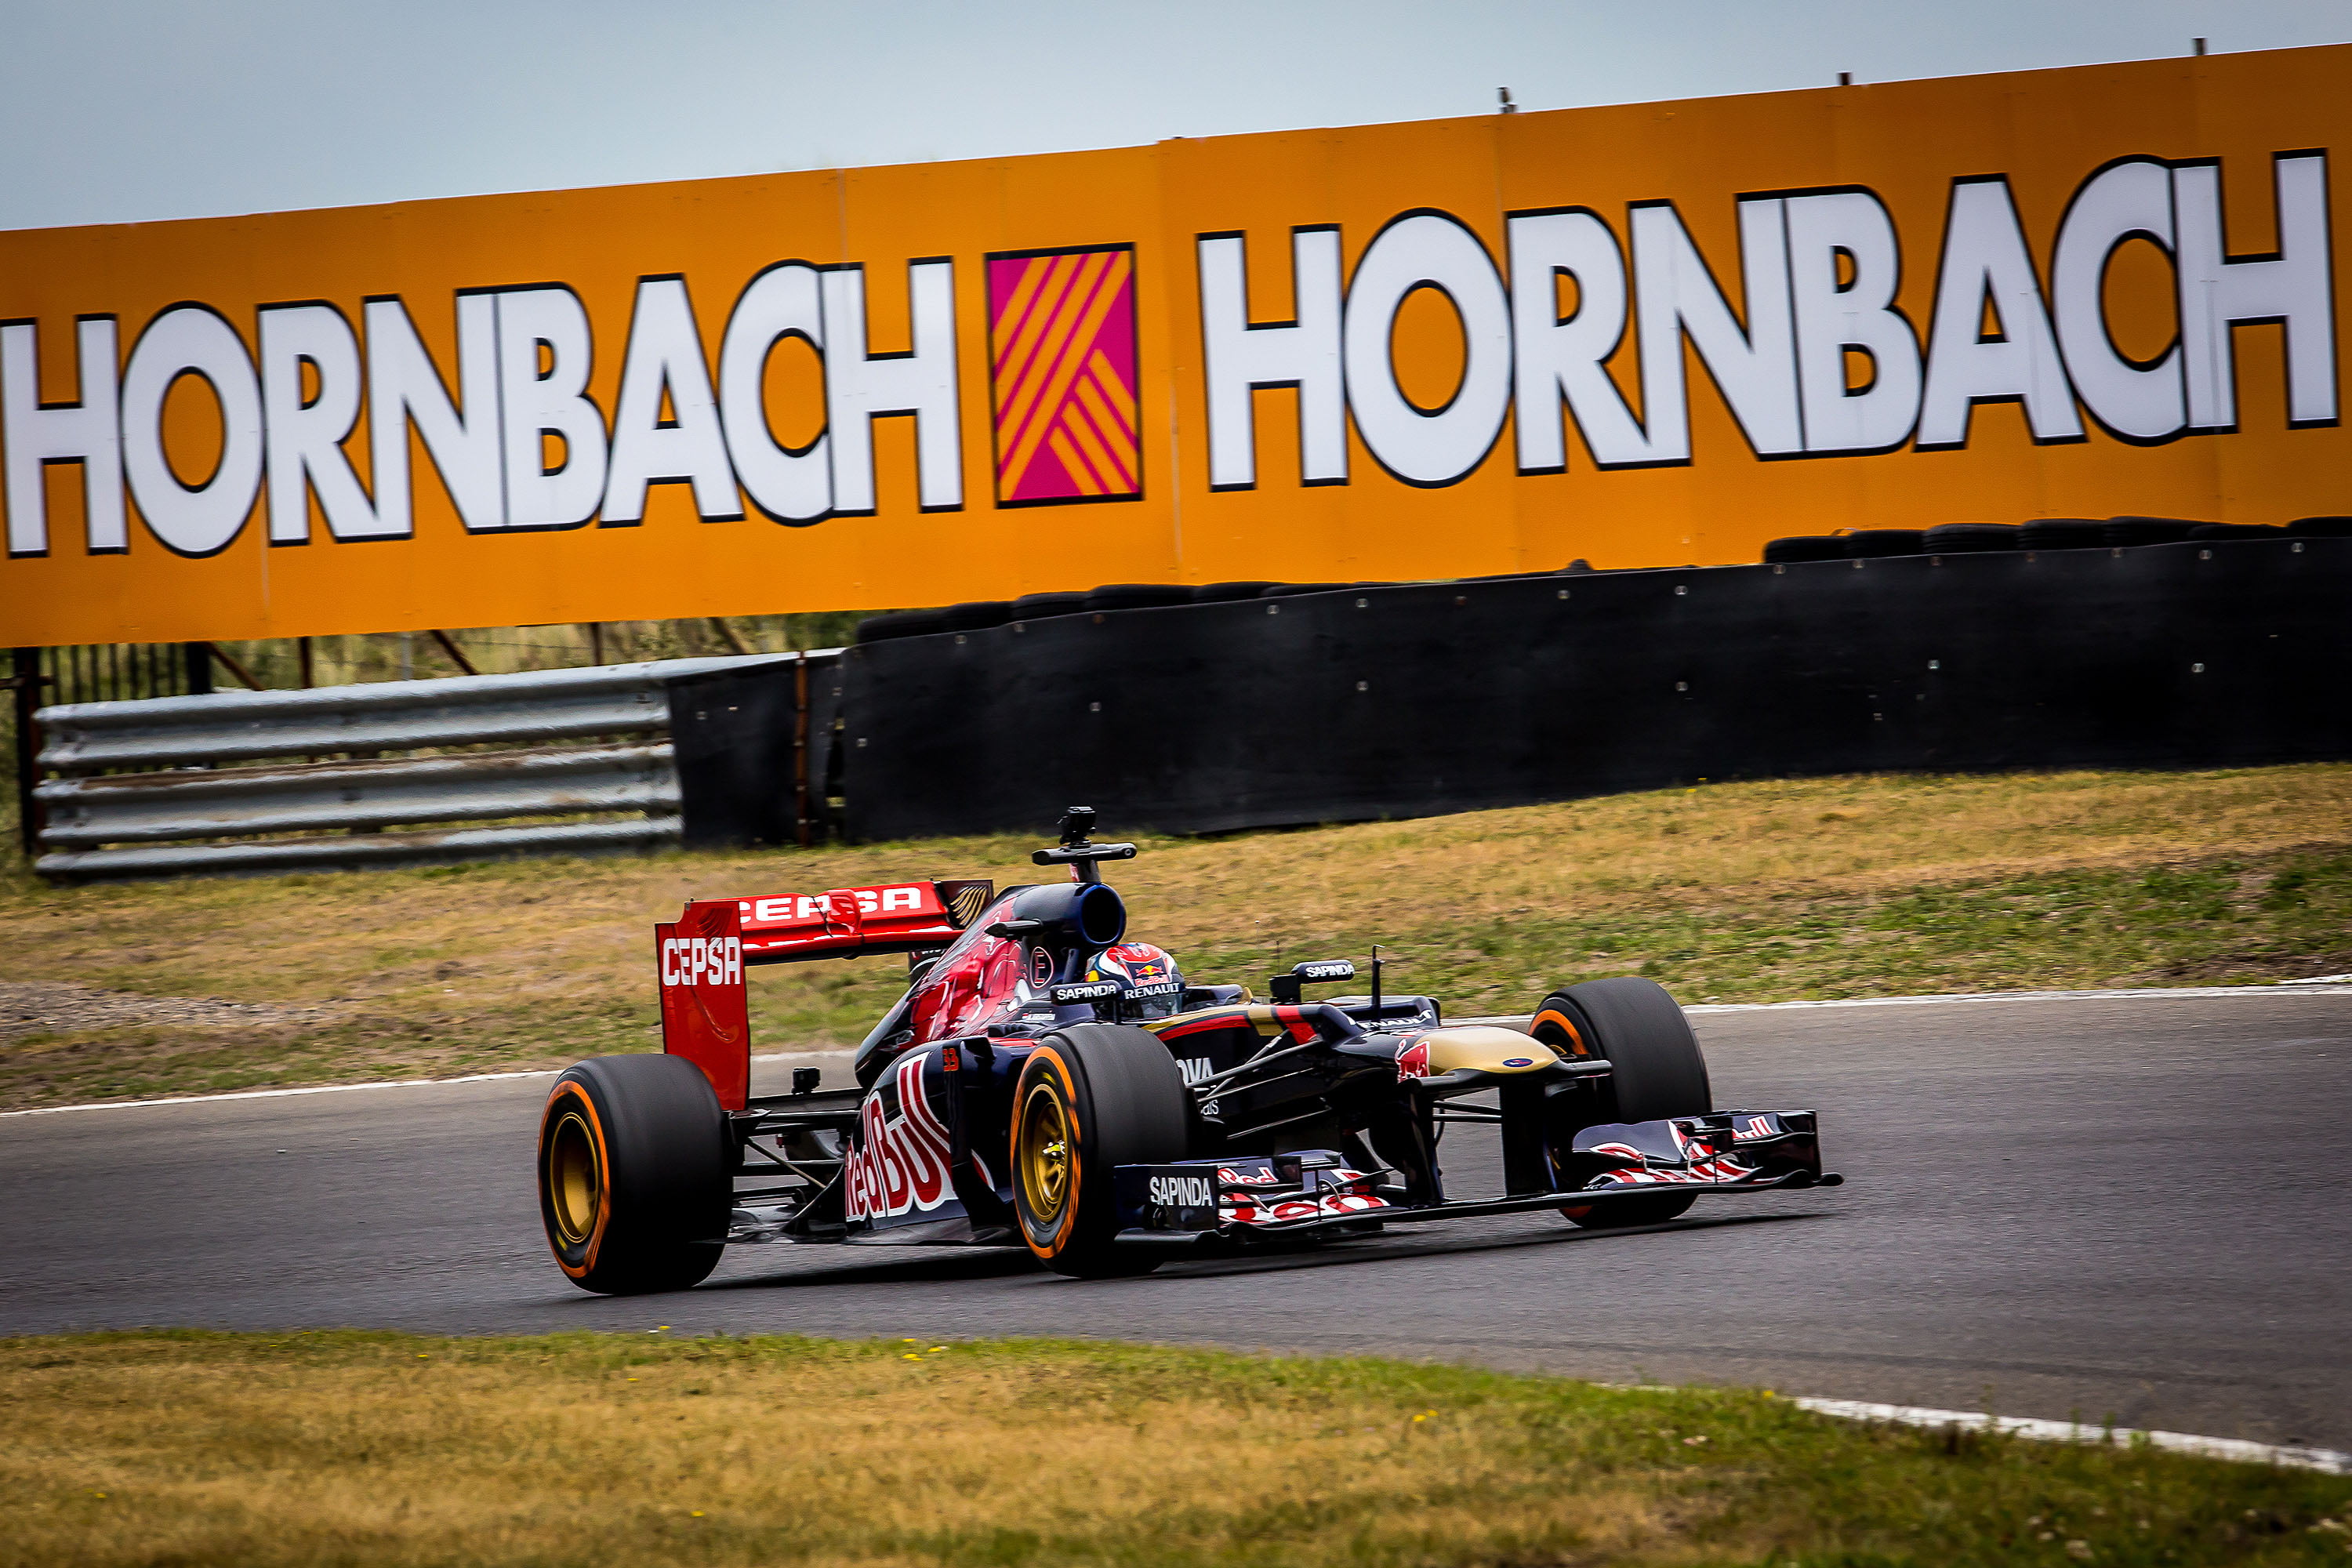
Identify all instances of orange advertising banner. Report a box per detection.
[1,45,2344,645]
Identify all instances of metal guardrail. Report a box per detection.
[28,654,813,881]
[38,745,679,845]
[35,656,772,774]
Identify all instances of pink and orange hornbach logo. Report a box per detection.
[985,244,1141,506]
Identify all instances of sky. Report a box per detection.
[2,0,2347,232]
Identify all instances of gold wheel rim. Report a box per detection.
[1018,1081,1072,1223]
[547,1109,601,1245]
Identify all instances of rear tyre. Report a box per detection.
[538,1054,731,1295]
[1010,1024,1189,1278]
[1535,978,1711,1229]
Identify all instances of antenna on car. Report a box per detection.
[1370,943,1384,1013]
[1030,804,1139,885]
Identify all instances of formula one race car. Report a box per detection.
[536,809,1838,1293]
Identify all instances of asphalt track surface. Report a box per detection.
[5,990,2347,1450]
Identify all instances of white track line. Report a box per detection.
[0,1049,854,1120]
[1791,1396,2352,1474]
[1684,982,2352,1014]
[0,1067,568,1118]
[9,985,2347,1120]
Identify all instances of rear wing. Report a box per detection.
[656,879,996,1109]
[735,878,996,964]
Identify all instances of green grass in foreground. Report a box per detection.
[3,1332,2344,1567]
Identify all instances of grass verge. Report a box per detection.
[2,764,2348,1111]
[4,1331,2346,1567]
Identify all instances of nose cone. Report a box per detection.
[1413,1025,1555,1073]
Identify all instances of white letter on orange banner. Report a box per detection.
[121,305,264,557]
[1918,177,2082,449]
[365,294,505,532]
[1,317,124,556]
[1200,227,1346,489]
[604,275,741,524]
[1787,189,1923,455]
[719,261,830,524]
[1629,199,1803,463]
[2176,153,2336,432]
[1343,212,1512,487]
[2052,158,2184,443]
[261,302,404,543]
[1508,209,1657,470]
[821,260,960,514]
[496,285,608,529]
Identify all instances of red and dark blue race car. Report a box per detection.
[536,808,1838,1293]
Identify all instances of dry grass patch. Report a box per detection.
[3,1332,2345,1568]
[0,765,2346,1109]
[3,1334,1692,1567]
[1153,765,2352,938]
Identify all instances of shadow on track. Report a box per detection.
[699,1248,1047,1292]
[1139,1210,1834,1284]
[693,1210,1835,1294]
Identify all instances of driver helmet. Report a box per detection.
[1087,942,1187,1021]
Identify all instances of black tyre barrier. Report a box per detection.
[1842,529,1924,558]
[1011,591,1091,621]
[856,608,953,642]
[1190,581,1277,602]
[2289,516,2352,538]
[1763,535,1846,563]
[2107,516,2205,547]
[2190,523,2284,540]
[941,600,1012,632]
[840,538,2352,842]
[1083,583,1192,612]
[2019,517,2108,551]
[1923,522,2020,553]
[862,581,1415,643]
[670,661,804,848]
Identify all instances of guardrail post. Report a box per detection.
[182,642,214,697]
[11,647,50,856]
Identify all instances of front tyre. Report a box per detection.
[538,1053,731,1294]
[1011,1025,1189,1278]
[1536,977,1711,1229]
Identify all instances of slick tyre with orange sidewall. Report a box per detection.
[1534,977,1711,1229]
[1010,1024,1189,1278]
[538,1053,731,1295]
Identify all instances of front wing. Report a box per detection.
[1111,1110,1837,1251]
